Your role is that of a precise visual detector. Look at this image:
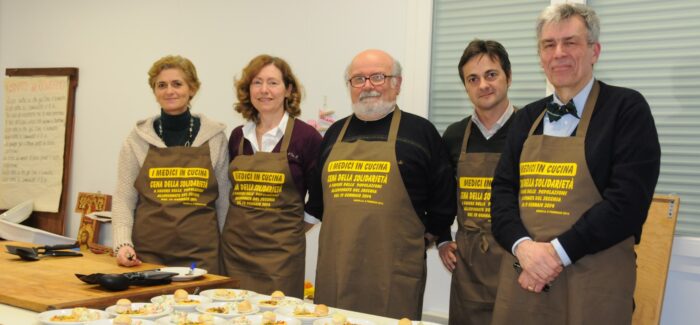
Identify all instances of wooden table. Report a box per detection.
[0,241,237,312]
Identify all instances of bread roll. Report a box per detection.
[113,314,132,325]
[314,304,329,316]
[173,289,189,303]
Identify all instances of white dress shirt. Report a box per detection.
[471,102,515,140]
[242,112,289,153]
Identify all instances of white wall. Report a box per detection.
[0,0,448,318]
[3,1,699,324]
[0,0,431,236]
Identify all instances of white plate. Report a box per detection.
[38,308,109,325]
[251,295,303,311]
[230,314,301,325]
[155,313,226,325]
[195,301,260,318]
[312,316,376,325]
[200,288,258,301]
[275,304,334,324]
[86,319,155,325]
[150,294,211,311]
[314,317,375,325]
[0,218,76,245]
[157,266,207,281]
[0,199,33,223]
[105,302,172,320]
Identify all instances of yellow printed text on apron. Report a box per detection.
[326,160,390,205]
[231,170,285,210]
[133,142,221,274]
[459,176,493,219]
[147,167,210,206]
[221,118,306,298]
[520,161,577,216]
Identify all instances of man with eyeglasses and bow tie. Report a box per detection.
[307,49,456,319]
[490,3,660,325]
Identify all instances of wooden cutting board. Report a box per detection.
[0,241,237,312]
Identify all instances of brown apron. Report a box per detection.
[221,118,306,298]
[492,81,636,325]
[133,142,221,274]
[315,109,426,319]
[448,118,505,325]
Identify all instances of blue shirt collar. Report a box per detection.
[552,77,595,118]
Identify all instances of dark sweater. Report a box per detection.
[228,118,322,213]
[442,115,513,169]
[491,81,661,263]
[154,109,201,147]
[306,110,456,237]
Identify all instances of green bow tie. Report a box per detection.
[546,100,579,122]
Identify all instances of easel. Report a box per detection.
[0,67,78,235]
[633,194,680,325]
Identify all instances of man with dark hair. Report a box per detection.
[490,3,660,324]
[439,39,515,325]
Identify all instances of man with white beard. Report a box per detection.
[307,49,456,320]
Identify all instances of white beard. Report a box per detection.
[352,91,396,121]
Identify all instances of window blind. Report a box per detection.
[429,0,700,236]
[428,0,550,133]
[589,0,700,236]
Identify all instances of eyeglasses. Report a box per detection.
[348,73,396,88]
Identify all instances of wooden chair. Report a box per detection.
[633,194,680,325]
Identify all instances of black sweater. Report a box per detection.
[306,110,456,237]
[491,81,661,263]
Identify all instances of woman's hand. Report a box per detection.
[116,244,142,267]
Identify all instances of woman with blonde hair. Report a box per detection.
[112,55,229,274]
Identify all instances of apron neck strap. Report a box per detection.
[576,80,600,138]
[387,107,401,143]
[336,106,401,144]
[238,132,246,154]
[279,116,295,153]
[460,117,473,154]
[336,114,353,144]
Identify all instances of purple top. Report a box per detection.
[228,118,322,212]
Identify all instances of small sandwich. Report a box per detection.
[261,311,277,324]
[270,290,285,301]
[314,304,329,316]
[173,289,190,303]
[115,298,132,314]
[199,313,215,325]
[113,314,132,325]
[331,312,348,325]
[398,318,413,325]
[215,289,234,298]
[237,299,253,313]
